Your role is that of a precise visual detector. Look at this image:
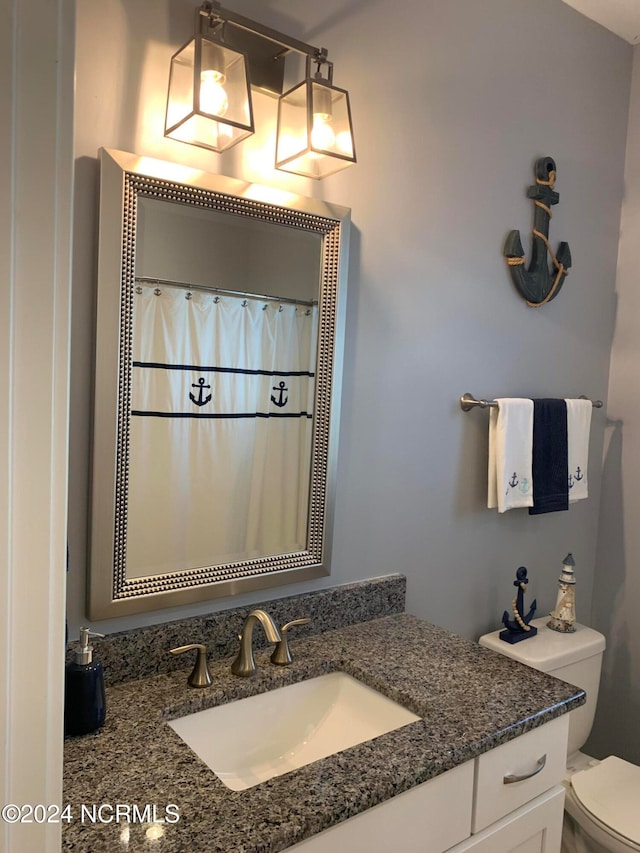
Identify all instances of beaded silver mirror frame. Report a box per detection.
[88,148,350,619]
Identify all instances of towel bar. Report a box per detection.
[460,393,603,412]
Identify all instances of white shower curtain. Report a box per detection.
[126,283,317,578]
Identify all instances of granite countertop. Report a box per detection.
[62,613,584,852]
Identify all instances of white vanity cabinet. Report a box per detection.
[287,760,475,853]
[449,786,565,853]
[287,714,569,853]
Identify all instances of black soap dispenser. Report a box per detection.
[64,627,106,736]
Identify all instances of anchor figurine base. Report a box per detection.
[499,625,538,644]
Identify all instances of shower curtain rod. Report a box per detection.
[460,392,604,411]
[134,276,318,308]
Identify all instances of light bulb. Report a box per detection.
[335,130,353,156]
[200,69,228,117]
[311,113,335,151]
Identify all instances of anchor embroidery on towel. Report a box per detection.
[271,381,289,408]
[509,472,519,488]
[519,477,530,495]
[575,466,584,482]
[189,377,212,407]
[568,474,574,490]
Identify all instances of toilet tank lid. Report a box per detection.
[478,618,606,672]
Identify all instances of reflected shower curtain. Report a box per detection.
[126,283,317,577]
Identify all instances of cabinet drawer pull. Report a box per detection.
[503,754,547,784]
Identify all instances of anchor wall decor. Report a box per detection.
[504,156,571,307]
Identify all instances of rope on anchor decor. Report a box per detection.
[507,170,568,308]
[504,156,572,308]
[511,580,533,631]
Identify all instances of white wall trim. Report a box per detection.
[0,1,74,850]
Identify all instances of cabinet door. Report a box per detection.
[446,785,565,853]
[285,760,474,853]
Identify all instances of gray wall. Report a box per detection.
[589,45,640,766]
[70,0,632,754]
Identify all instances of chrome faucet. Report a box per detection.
[231,609,281,677]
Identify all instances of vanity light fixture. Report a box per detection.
[165,4,254,152]
[276,54,355,179]
[165,2,356,178]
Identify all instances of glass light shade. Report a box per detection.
[276,79,356,179]
[165,35,254,153]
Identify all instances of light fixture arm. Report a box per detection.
[200,1,329,66]
[307,53,333,85]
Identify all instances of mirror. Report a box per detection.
[88,149,350,618]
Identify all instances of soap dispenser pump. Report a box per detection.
[64,627,106,736]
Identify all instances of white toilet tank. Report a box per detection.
[478,618,606,757]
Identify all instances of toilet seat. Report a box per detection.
[569,756,640,850]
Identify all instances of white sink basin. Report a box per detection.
[168,671,421,791]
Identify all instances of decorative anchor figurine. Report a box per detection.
[548,553,577,633]
[500,566,538,644]
[504,156,572,308]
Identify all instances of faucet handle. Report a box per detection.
[170,643,213,688]
[270,618,311,666]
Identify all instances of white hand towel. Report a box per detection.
[488,398,534,513]
[565,398,592,503]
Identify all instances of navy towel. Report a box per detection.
[529,399,569,515]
